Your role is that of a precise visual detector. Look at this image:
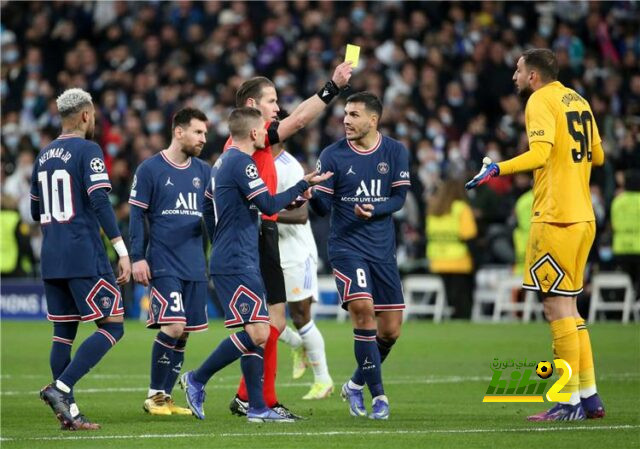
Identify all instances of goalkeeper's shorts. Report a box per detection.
[522,221,595,297]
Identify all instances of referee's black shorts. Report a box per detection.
[259,219,286,305]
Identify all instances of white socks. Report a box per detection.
[148,388,165,398]
[299,320,332,383]
[580,385,597,399]
[279,326,303,348]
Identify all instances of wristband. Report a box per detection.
[317,80,340,104]
[113,240,129,257]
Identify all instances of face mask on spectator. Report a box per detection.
[3,49,19,63]
[30,133,41,148]
[147,121,163,134]
[107,142,119,157]
[510,15,525,30]
[427,127,440,139]
[447,96,464,107]
[4,134,20,150]
[351,7,365,23]
[26,79,39,93]
[397,122,408,137]
[274,75,290,89]
[23,97,36,109]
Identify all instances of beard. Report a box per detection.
[517,83,534,100]
[182,144,202,157]
[346,127,369,141]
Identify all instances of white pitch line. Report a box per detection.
[1,424,638,443]
[2,373,638,397]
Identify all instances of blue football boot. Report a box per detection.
[179,371,206,420]
[341,382,367,417]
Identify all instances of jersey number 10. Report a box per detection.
[566,111,593,163]
[38,169,75,224]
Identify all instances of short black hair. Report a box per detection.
[346,91,383,117]
[228,107,263,139]
[236,77,275,107]
[172,107,208,130]
[522,48,559,82]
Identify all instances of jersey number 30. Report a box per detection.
[566,111,593,163]
[38,170,74,224]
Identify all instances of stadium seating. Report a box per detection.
[588,272,638,324]
[313,275,348,322]
[402,275,450,322]
[490,275,543,323]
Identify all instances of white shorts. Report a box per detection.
[282,255,318,303]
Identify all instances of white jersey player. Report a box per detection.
[274,149,333,400]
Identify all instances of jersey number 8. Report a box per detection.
[38,170,75,224]
[356,268,367,288]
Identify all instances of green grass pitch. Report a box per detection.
[1,320,639,448]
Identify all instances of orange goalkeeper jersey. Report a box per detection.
[524,81,603,223]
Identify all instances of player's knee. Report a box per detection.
[98,322,124,344]
[162,323,186,338]
[349,301,376,327]
[378,330,400,343]
[542,296,574,322]
[245,323,270,347]
[290,301,311,329]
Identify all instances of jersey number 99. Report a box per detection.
[38,169,75,224]
[566,111,593,163]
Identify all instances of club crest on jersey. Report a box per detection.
[377,162,389,174]
[90,158,105,173]
[239,302,250,314]
[99,296,112,309]
[245,164,259,179]
[192,177,201,189]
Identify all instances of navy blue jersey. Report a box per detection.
[30,135,114,279]
[313,133,411,263]
[128,152,210,281]
[205,147,309,275]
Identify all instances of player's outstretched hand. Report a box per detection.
[354,203,374,219]
[464,157,500,190]
[117,256,132,285]
[303,170,334,186]
[132,259,151,286]
[332,61,353,88]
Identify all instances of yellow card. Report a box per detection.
[345,44,360,67]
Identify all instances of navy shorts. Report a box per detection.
[147,277,209,332]
[331,258,405,312]
[211,272,270,329]
[44,274,124,322]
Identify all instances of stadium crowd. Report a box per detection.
[2,1,639,317]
